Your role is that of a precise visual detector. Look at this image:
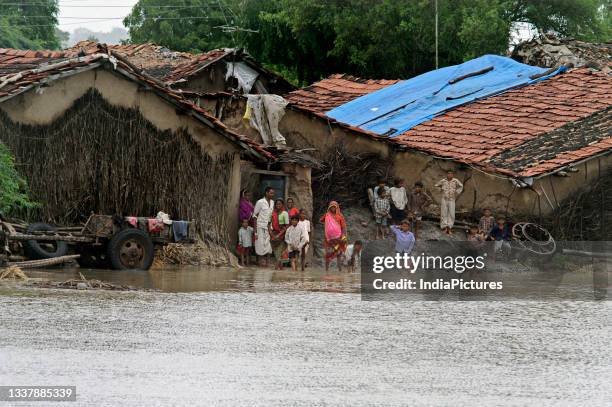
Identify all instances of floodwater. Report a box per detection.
[0,266,611,406]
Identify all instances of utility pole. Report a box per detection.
[435,0,439,69]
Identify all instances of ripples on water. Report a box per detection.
[0,266,610,406]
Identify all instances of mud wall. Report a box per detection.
[0,69,244,244]
[278,110,612,218]
[200,93,612,218]
[177,64,229,94]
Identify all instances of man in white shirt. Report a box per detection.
[389,178,408,224]
[252,186,275,265]
[434,170,463,235]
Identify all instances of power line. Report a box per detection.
[0,16,217,27]
[0,16,214,19]
[0,3,223,7]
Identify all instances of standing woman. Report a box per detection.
[239,189,255,225]
[319,201,347,272]
[270,199,289,269]
[286,197,300,218]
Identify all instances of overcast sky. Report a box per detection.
[58,0,139,33]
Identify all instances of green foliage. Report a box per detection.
[125,0,610,85]
[0,0,60,49]
[0,142,37,216]
[124,0,241,52]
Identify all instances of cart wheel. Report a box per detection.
[107,229,154,270]
[76,245,110,269]
[23,223,69,260]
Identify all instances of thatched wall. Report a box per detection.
[0,89,235,244]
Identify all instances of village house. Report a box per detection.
[65,40,296,95]
[62,42,314,218]
[191,54,611,222]
[0,45,276,247]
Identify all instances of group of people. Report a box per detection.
[467,208,512,256]
[238,187,311,271]
[238,188,363,272]
[237,169,513,272]
[372,171,514,258]
[372,170,465,238]
[371,177,433,240]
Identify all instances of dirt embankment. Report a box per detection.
[311,206,468,265]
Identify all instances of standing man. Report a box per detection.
[253,186,275,266]
[435,170,463,235]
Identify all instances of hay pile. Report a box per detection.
[312,142,392,215]
[0,265,28,280]
[155,239,240,268]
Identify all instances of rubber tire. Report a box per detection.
[107,228,154,270]
[76,245,110,269]
[23,223,69,260]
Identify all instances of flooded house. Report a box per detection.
[200,54,612,223]
[0,45,275,246]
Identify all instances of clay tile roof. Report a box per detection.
[163,48,233,83]
[0,50,273,162]
[64,41,197,79]
[0,48,71,76]
[284,74,400,114]
[490,107,612,177]
[394,68,612,177]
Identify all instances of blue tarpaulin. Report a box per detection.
[326,55,564,137]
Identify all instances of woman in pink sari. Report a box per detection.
[239,190,255,226]
[319,201,347,271]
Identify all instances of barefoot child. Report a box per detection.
[298,209,311,271]
[285,215,308,271]
[478,208,495,237]
[374,188,390,240]
[237,218,254,266]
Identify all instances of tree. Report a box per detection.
[0,0,60,49]
[124,0,240,52]
[0,142,37,216]
[122,0,611,84]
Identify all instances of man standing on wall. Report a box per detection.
[435,170,463,235]
[253,186,275,266]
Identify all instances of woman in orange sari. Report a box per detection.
[319,201,347,271]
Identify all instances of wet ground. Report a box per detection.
[0,265,611,406]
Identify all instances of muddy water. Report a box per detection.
[0,266,611,406]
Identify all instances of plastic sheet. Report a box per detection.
[326,55,565,136]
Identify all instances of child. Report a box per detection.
[374,188,390,239]
[489,218,511,259]
[373,178,390,201]
[478,208,495,237]
[285,215,308,271]
[389,178,408,225]
[390,219,415,255]
[467,225,485,252]
[344,240,363,273]
[467,225,484,242]
[237,218,254,266]
[298,209,311,271]
[407,181,432,239]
